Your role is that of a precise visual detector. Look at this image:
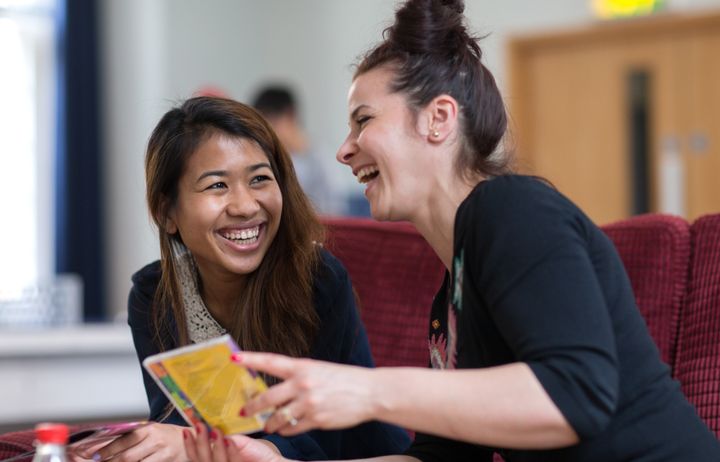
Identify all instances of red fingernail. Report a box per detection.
[230,353,242,362]
[195,424,203,434]
[239,408,246,417]
[209,430,217,440]
[224,438,230,448]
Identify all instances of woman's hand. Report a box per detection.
[74,422,188,462]
[184,425,287,462]
[235,352,379,436]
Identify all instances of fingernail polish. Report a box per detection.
[230,353,242,362]
[224,438,230,448]
[209,430,217,440]
[239,408,246,417]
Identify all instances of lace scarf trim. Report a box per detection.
[172,241,227,343]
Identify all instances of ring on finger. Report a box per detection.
[278,406,298,426]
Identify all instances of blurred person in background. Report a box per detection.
[253,85,344,216]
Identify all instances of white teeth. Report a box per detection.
[222,226,259,243]
[356,166,379,184]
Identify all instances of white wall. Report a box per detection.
[101,0,720,319]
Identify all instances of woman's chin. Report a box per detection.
[368,203,386,221]
[369,202,397,222]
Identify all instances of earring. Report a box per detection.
[432,130,440,137]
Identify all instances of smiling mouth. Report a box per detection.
[220,226,260,245]
[357,165,379,184]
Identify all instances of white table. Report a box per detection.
[0,324,148,428]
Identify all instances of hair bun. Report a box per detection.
[388,0,476,59]
[440,0,465,14]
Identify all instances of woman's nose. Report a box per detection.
[226,188,260,217]
[336,134,356,165]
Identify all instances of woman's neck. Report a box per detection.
[197,271,245,330]
[411,174,481,271]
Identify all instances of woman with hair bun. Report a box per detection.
[185,1,720,461]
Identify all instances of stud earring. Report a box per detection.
[432,130,440,137]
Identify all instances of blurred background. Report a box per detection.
[1,0,718,430]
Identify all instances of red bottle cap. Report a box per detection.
[34,423,69,444]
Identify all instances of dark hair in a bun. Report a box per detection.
[356,0,510,177]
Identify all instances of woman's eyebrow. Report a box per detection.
[350,104,369,122]
[247,162,272,172]
[196,170,227,183]
[195,163,272,183]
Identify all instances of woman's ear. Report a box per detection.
[165,215,178,235]
[423,94,459,143]
[161,198,178,234]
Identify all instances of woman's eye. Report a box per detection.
[250,175,272,185]
[356,116,371,127]
[206,182,226,190]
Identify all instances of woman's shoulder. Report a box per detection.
[130,260,162,300]
[472,174,555,203]
[132,260,161,284]
[311,247,354,315]
[464,174,579,223]
[314,246,350,288]
[458,174,595,251]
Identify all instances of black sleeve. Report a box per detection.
[405,432,494,462]
[469,177,619,438]
[126,262,185,426]
[307,248,374,368]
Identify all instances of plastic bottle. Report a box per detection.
[32,423,69,462]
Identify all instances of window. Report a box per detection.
[0,0,80,326]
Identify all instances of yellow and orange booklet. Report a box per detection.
[143,335,271,435]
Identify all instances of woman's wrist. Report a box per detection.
[254,438,281,454]
[368,367,400,422]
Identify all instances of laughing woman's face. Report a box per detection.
[336,66,436,222]
[167,133,282,285]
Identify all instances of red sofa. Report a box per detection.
[1,213,718,460]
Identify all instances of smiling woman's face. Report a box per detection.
[336,66,435,222]
[167,132,282,284]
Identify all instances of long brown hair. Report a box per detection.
[145,96,323,359]
[355,0,513,179]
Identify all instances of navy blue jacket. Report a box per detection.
[128,248,410,460]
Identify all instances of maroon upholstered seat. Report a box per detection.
[601,214,691,366]
[674,214,720,437]
[323,218,445,369]
[0,424,97,461]
[0,428,35,461]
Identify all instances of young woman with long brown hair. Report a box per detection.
[76,96,409,462]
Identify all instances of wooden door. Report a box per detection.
[509,13,720,224]
[682,30,720,220]
[516,42,632,224]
